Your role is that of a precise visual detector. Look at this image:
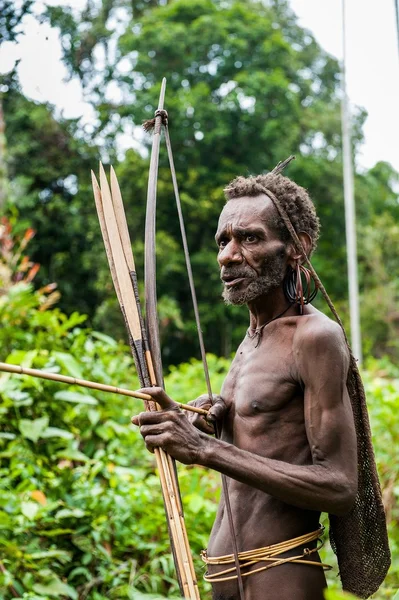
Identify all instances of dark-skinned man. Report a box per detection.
[132,172,359,600]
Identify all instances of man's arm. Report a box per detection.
[133,319,358,516]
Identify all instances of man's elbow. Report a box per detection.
[330,475,358,516]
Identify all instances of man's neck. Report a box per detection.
[248,287,294,330]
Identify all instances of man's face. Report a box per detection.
[215,194,288,305]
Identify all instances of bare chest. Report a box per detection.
[220,324,305,443]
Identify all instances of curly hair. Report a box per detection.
[224,173,320,254]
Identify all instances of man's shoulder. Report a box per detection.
[293,309,348,359]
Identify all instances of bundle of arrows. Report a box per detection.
[89,164,200,597]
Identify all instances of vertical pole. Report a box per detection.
[0,95,7,209]
[341,0,362,363]
[394,0,399,61]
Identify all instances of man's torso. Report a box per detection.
[207,310,328,599]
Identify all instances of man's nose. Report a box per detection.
[218,240,243,266]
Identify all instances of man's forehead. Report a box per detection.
[217,194,276,229]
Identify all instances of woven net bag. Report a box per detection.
[261,169,391,598]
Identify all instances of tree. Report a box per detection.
[43,0,358,359]
[2,72,105,317]
[3,0,398,364]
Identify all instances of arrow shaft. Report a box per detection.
[0,362,207,415]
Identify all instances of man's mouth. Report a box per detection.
[222,276,247,287]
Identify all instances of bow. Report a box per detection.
[142,78,200,599]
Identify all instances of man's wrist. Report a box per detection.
[196,433,219,467]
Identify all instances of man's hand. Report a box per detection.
[131,387,208,464]
[187,393,228,434]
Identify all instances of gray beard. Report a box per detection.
[222,256,286,306]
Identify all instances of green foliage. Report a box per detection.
[0,284,220,599]
[320,358,399,598]
[2,72,102,318]
[1,284,399,599]
[1,0,398,364]
[324,590,360,600]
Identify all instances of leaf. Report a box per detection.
[31,490,47,505]
[72,534,93,553]
[19,416,49,442]
[0,432,16,440]
[88,408,100,425]
[55,508,85,519]
[41,427,74,439]
[54,390,97,405]
[53,351,83,378]
[56,449,89,462]
[26,550,72,563]
[33,578,78,599]
[21,501,39,520]
[38,528,74,536]
[91,331,117,346]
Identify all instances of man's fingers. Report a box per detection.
[131,410,180,427]
[208,397,227,421]
[145,433,167,453]
[135,386,178,410]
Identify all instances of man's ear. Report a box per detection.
[287,232,312,268]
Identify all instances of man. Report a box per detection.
[132,172,359,600]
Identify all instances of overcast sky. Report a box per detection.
[1,0,398,172]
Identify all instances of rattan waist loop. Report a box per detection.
[201,527,331,583]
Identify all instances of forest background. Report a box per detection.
[0,0,398,599]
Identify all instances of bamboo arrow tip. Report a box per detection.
[99,162,112,197]
[91,170,100,189]
[99,161,107,181]
[110,165,118,188]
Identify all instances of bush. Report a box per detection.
[0,284,398,599]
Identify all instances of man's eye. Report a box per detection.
[219,239,228,248]
[245,234,257,243]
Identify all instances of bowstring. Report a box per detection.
[163,122,246,600]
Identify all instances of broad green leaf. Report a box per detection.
[91,331,117,346]
[41,427,74,440]
[19,417,49,442]
[0,432,16,440]
[4,349,38,368]
[33,578,78,599]
[55,508,85,519]
[54,390,97,405]
[52,352,83,379]
[21,501,39,520]
[72,535,93,553]
[88,408,100,425]
[26,550,72,563]
[56,449,89,462]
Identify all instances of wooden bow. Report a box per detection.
[142,78,200,599]
[88,80,200,598]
